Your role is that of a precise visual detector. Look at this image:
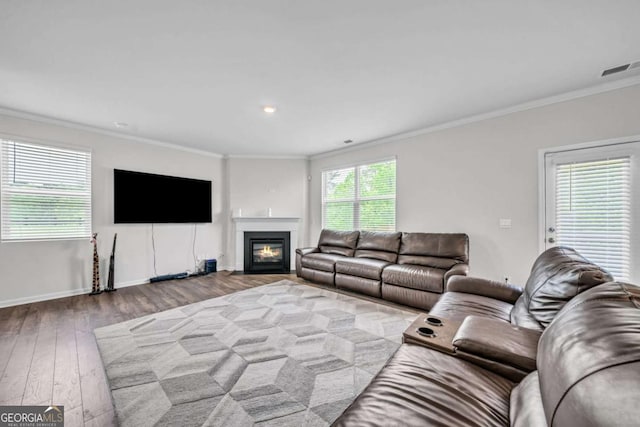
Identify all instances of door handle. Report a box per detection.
[548,227,555,233]
[548,237,555,243]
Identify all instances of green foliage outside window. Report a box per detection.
[323,160,395,231]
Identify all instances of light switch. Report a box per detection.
[499,218,512,228]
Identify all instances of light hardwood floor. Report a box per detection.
[0,272,307,426]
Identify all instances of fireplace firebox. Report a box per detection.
[243,231,290,274]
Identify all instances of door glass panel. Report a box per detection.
[554,157,631,280]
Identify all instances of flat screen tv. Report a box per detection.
[114,169,212,223]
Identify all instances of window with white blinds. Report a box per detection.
[322,159,396,231]
[555,157,631,280]
[1,139,92,241]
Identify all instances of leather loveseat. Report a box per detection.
[296,229,469,310]
[334,280,640,426]
[430,246,613,331]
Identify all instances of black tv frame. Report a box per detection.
[113,169,212,224]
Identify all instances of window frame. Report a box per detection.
[0,135,93,243]
[321,157,397,231]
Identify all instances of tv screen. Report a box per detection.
[114,169,212,223]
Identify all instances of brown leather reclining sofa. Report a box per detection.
[335,281,640,426]
[431,246,614,381]
[335,247,640,426]
[430,246,613,331]
[296,229,469,310]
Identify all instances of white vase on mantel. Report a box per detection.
[267,208,272,217]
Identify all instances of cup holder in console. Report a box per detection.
[416,327,437,338]
[425,317,443,327]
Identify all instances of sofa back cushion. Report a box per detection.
[397,233,469,268]
[318,229,360,256]
[536,282,640,426]
[512,246,613,328]
[354,231,402,262]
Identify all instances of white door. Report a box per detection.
[544,141,640,283]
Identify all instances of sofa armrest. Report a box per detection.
[453,316,541,374]
[296,247,319,256]
[295,247,320,277]
[443,263,469,284]
[446,275,523,304]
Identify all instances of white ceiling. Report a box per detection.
[1,1,640,157]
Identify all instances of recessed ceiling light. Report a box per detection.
[113,122,129,129]
[263,106,276,113]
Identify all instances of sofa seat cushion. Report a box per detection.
[397,254,460,269]
[335,257,391,280]
[334,344,513,427]
[300,253,346,272]
[381,264,445,293]
[429,292,514,323]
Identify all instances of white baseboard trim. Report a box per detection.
[0,270,247,308]
[0,288,90,309]
[115,278,151,289]
[0,278,150,308]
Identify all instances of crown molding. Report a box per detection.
[0,106,224,158]
[310,75,640,160]
[224,154,309,160]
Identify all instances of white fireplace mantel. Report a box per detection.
[232,216,300,271]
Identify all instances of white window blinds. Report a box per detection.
[1,139,92,241]
[555,157,631,280]
[322,159,396,231]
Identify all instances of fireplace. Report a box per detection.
[243,231,290,274]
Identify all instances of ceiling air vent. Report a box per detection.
[601,63,630,77]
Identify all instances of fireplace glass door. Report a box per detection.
[253,242,284,265]
[243,231,290,273]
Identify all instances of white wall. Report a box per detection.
[226,157,309,266]
[310,84,640,285]
[0,114,225,306]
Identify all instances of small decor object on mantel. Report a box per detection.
[105,233,118,292]
[90,233,102,295]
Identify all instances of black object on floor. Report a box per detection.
[105,233,118,292]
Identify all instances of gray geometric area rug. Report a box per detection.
[94,280,417,426]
